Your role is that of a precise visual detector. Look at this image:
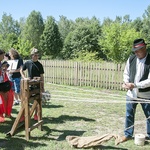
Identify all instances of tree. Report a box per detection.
[57,15,74,43]
[39,16,63,59]
[13,37,32,59]
[62,17,103,60]
[0,13,20,51]
[142,5,150,50]
[102,17,113,26]
[20,10,44,50]
[122,15,132,23]
[99,21,141,63]
[132,17,143,32]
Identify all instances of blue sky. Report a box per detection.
[0,0,150,22]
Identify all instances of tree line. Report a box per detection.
[0,5,150,63]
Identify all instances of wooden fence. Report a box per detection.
[38,60,125,90]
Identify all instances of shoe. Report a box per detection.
[34,114,38,120]
[115,136,131,145]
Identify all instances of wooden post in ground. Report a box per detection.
[7,77,43,141]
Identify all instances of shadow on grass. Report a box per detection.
[0,103,64,133]
[8,125,86,145]
[0,137,46,150]
[145,140,150,145]
[8,126,85,142]
[42,103,64,109]
[0,119,15,134]
[0,105,95,149]
[1,115,46,149]
[0,116,127,150]
[43,114,95,124]
[29,125,86,141]
[93,145,128,150]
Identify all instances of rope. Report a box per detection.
[122,116,150,135]
[46,82,150,136]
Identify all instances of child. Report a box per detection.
[0,50,13,122]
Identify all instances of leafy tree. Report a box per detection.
[19,17,26,34]
[99,21,141,63]
[114,16,122,23]
[102,17,113,26]
[13,37,32,59]
[57,15,74,43]
[62,17,103,60]
[142,5,150,50]
[122,15,132,23]
[39,16,63,59]
[20,10,44,50]
[61,32,73,59]
[132,17,143,32]
[74,50,100,62]
[0,13,20,51]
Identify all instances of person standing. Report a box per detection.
[9,48,23,105]
[0,49,13,122]
[20,48,44,120]
[0,61,14,119]
[117,39,150,144]
[3,53,11,80]
[0,49,6,122]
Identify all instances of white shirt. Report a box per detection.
[123,54,150,99]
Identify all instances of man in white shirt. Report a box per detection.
[117,38,150,144]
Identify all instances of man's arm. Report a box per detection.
[135,70,150,89]
[20,67,26,79]
[122,58,133,90]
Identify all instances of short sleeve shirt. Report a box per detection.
[22,60,44,79]
[12,58,23,78]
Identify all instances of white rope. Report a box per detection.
[51,95,150,104]
[123,116,150,134]
[47,82,123,97]
[47,82,150,104]
[46,82,150,135]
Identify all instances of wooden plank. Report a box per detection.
[28,120,43,132]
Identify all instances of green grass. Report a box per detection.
[0,82,150,150]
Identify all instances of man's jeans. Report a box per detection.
[124,96,150,138]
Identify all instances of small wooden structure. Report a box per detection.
[7,77,43,140]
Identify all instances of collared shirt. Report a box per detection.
[123,54,150,99]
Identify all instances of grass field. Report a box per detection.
[0,82,150,150]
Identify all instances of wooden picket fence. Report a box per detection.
[38,60,125,90]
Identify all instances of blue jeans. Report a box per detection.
[10,77,21,93]
[124,96,150,138]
